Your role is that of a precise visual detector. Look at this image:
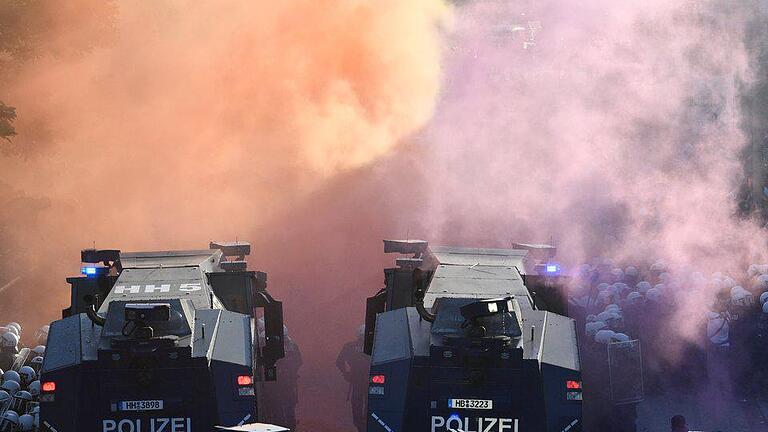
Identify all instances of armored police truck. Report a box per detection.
[364,240,582,432]
[40,242,287,432]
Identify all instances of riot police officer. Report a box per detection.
[335,326,370,432]
[275,326,302,431]
[257,320,301,430]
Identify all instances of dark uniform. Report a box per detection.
[755,310,768,396]
[336,338,370,432]
[260,334,302,430]
[277,336,302,430]
[0,348,16,371]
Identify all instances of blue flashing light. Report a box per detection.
[543,263,562,276]
[81,266,98,276]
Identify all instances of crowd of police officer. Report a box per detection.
[569,259,768,431]
[0,323,48,432]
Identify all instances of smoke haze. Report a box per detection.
[2,0,768,430]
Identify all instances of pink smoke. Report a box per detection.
[412,0,764,343]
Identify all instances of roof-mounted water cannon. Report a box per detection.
[210,241,251,272]
[461,297,515,322]
[512,242,556,261]
[460,297,516,339]
[384,239,429,270]
[383,239,429,255]
[81,248,121,264]
[81,248,122,272]
[123,303,171,340]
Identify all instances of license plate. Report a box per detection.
[118,400,164,411]
[448,399,493,410]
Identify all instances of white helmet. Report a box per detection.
[595,329,616,344]
[31,346,45,357]
[755,274,768,291]
[762,302,768,314]
[612,332,631,343]
[611,268,624,281]
[27,381,40,398]
[760,291,768,305]
[0,410,19,431]
[732,288,754,306]
[604,304,621,314]
[625,266,639,278]
[596,291,614,307]
[578,263,591,275]
[710,278,725,292]
[612,283,629,296]
[2,371,20,385]
[34,326,49,345]
[650,261,666,272]
[723,276,736,289]
[4,326,18,338]
[18,413,33,431]
[754,264,768,276]
[597,283,610,292]
[17,367,34,387]
[690,271,706,285]
[597,311,621,328]
[585,321,607,337]
[636,281,652,294]
[29,406,38,429]
[1,332,19,349]
[706,311,729,344]
[586,314,597,323]
[646,288,662,303]
[30,357,43,373]
[730,285,746,296]
[10,390,31,413]
[626,291,642,304]
[6,323,21,335]
[1,380,20,396]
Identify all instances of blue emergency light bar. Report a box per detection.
[543,263,562,276]
[81,266,107,277]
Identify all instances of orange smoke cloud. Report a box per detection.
[0,3,448,429]
[2,0,448,251]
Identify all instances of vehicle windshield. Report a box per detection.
[102,300,191,339]
[431,298,522,338]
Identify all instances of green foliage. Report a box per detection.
[0,102,16,142]
[0,0,118,62]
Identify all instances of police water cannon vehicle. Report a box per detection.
[40,242,288,432]
[364,241,581,432]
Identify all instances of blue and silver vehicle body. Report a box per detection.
[40,242,286,432]
[364,241,581,432]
